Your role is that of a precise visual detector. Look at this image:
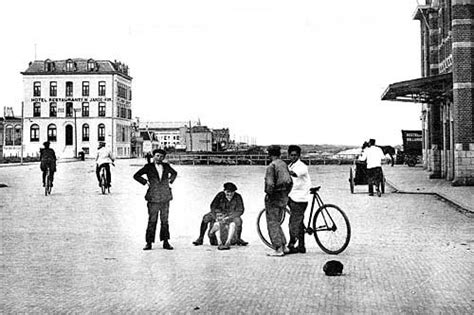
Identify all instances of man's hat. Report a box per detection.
[99,142,105,147]
[369,139,376,145]
[43,141,50,147]
[223,182,237,192]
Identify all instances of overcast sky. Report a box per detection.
[1,0,425,146]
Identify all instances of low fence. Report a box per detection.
[165,154,355,166]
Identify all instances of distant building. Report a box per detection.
[138,121,198,152]
[182,125,212,152]
[382,0,474,185]
[212,128,230,151]
[1,107,22,158]
[21,58,133,159]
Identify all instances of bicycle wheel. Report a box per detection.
[44,169,51,196]
[256,207,290,249]
[100,173,106,194]
[312,204,351,255]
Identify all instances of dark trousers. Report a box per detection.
[288,198,308,249]
[96,163,111,186]
[265,194,288,249]
[146,201,170,244]
[198,212,243,241]
[367,167,382,194]
[41,161,55,185]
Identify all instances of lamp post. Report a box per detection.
[20,101,24,165]
[73,108,79,158]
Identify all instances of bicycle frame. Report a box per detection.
[304,189,335,234]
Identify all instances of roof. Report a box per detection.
[21,58,132,80]
[381,73,452,103]
[139,121,199,129]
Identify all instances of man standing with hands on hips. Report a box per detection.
[134,149,178,251]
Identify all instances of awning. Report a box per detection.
[381,73,452,103]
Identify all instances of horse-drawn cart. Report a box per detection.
[400,130,422,167]
[348,161,386,194]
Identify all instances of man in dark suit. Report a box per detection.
[133,149,178,251]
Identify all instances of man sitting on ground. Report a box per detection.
[192,182,248,247]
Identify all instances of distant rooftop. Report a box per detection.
[21,58,132,79]
[139,121,199,129]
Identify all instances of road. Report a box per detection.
[1,160,473,313]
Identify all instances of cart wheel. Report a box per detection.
[349,168,354,194]
[381,176,385,194]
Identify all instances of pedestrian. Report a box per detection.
[358,139,385,197]
[133,148,178,251]
[39,141,57,187]
[264,145,293,256]
[287,145,311,254]
[96,142,114,188]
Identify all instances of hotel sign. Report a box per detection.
[30,97,112,102]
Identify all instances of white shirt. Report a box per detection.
[359,145,385,169]
[288,159,311,202]
[96,147,114,165]
[155,163,163,179]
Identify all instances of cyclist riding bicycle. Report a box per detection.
[40,141,57,187]
[96,142,115,188]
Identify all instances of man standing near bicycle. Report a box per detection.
[287,145,311,254]
[133,149,178,251]
[40,141,57,187]
[96,142,114,189]
[358,138,385,197]
[264,145,293,257]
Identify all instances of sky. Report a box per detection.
[0,0,425,146]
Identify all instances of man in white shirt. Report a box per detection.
[287,145,311,254]
[358,139,385,197]
[96,142,115,188]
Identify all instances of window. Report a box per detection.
[82,102,89,117]
[14,125,22,145]
[65,125,73,145]
[33,82,41,96]
[45,60,55,72]
[66,102,73,117]
[87,60,96,71]
[49,102,57,117]
[33,102,41,117]
[5,125,13,145]
[82,124,90,141]
[47,124,57,142]
[82,81,89,96]
[30,124,40,142]
[98,81,106,96]
[122,126,126,142]
[98,102,106,117]
[98,124,105,141]
[50,82,57,97]
[66,59,75,72]
[66,81,73,97]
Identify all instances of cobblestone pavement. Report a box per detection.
[1,160,473,313]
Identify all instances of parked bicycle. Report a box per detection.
[44,166,52,196]
[256,186,351,255]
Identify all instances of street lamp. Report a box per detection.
[73,108,80,158]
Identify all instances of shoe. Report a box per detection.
[209,236,218,246]
[368,193,374,196]
[282,246,290,254]
[192,238,203,246]
[267,249,285,257]
[377,190,382,197]
[218,244,230,250]
[288,247,299,254]
[163,241,174,250]
[298,247,306,254]
[143,243,152,250]
[236,239,248,246]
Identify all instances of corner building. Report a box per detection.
[22,58,132,159]
[382,0,474,186]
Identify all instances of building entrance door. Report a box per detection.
[65,125,73,146]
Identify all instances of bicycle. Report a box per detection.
[256,186,351,255]
[99,165,110,194]
[44,166,52,196]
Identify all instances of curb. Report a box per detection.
[386,179,474,216]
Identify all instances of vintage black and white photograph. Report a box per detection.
[1,0,473,313]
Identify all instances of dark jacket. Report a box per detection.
[40,148,57,172]
[133,162,178,203]
[210,191,244,220]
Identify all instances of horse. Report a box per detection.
[361,142,396,167]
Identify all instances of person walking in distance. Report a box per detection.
[358,139,385,197]
[287,145,311,254]
[133,149,178,251]
[40,141,57,187]
[264,145,293,257]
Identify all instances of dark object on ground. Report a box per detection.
[323,260,343,276]
[0,183,8,188]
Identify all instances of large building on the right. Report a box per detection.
[382,0,474,186]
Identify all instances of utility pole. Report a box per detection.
[20,102,24,165]
[74,109,78,158]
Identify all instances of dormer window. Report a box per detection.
[44,59,55,72]
[87,59,96,71]
[66,59,75,72]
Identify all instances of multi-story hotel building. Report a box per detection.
[21,58,132,159]
[382,0,474,186]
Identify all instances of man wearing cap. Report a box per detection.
[134,149,178,251]
[358,139,385,197]
[96,142,114,188]
[39,141,57,187]
[287,145,311,254]
[265,145,293,256]
[206,182,245,250]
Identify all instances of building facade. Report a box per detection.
[21,58,132,159]
[382,0,474,185]
[0,107,22,159]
